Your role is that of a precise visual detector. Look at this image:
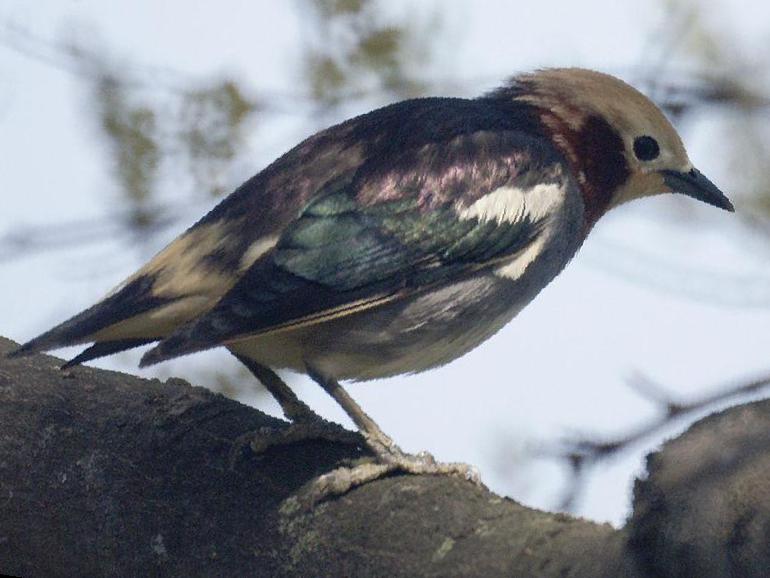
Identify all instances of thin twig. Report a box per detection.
[540,372,770,511]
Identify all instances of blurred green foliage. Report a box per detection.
[299,0,433,106]
[92,73,258,236]
[179,80,257,198]
[96,75,160,231]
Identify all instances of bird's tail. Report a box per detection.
[8,274,169,363]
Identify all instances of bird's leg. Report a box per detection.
[305,365,405,459]
[231,354,361,455]
[300,365,483,505]
[233,353,317,423]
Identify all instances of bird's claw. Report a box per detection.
[285,451,483,512]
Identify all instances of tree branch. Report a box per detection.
[1,336,767,577]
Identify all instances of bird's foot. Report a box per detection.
[289,448,482,510]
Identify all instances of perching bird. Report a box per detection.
[11,68,733,495]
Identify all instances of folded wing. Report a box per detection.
[141,130,572,366]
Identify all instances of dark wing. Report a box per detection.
[140,130,573,366]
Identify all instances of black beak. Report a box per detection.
[661,168,734,212]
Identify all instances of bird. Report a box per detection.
[11,68,733,497]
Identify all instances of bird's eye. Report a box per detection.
[633,136,660,161]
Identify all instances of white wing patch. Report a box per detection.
[494,237,546,280]
[457,182,565,224]
[458,185,526,223]
[455,181,569,282]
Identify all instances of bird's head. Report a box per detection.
[504,68,733,226]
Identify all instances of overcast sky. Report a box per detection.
[2,0,769,525]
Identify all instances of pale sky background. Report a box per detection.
[2,0,769,526]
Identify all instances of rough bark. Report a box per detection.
[0,336,767,577]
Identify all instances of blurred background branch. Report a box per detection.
[541,371,770,511]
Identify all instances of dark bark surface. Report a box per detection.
[0,336,767,577]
